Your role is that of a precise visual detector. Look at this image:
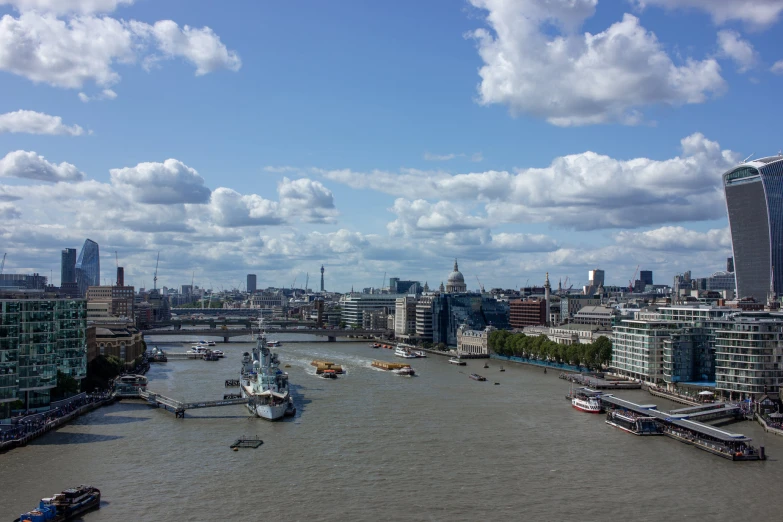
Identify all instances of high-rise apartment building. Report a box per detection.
[247,274,257,294]
[0,297,87,418]
[723,155,783,301]
[75,239,100,296]
[61,248,77,284]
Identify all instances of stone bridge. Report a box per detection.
[140,327,388,342]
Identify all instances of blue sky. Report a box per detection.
[1,0,783,292]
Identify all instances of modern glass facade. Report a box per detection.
[723,156,783,301]
[431,294,509,347]
[75,239,100,296]
[61,248,77,284]
[0,298,87,416]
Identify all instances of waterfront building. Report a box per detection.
[572,305,618,328]
[341,294,402,327]
[509,298,547,328]
[457,325,494,356]
[415,295,434,341]
[662,327,714,386]
[362,309,389,330]
[75,239,100,297]
[86,285,135,319]
[247,274,257,294]
[395,296,417,338]
[87,323,145,369]
[715,314,783,398]
[723,155,783,301]
[432,294,509,347]
[0,296,87,418]
[445,260,467,293]
[523,323,611,345]
[612,319,681,383]
[61,248,77,285]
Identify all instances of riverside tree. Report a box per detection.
[488,330,612,370]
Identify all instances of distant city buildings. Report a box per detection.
[509,298,547,328]
[61,248,76,285]
[723,154,783,301]
[75,239,100,297]
[247,274,257,294]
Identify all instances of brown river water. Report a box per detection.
[2,337,782,521]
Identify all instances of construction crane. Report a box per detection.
[475,275,484,293]
[628,264,640,293]
[292,275,297,290]
[0,253,5,275]
[381,271,386,292]
[115,250,119,269]
[153,252,160,290]
[305,273,309,293]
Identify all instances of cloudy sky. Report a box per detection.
[1,0,782,292]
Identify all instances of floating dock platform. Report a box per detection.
[230,437,263,449]
[600,395,764,461]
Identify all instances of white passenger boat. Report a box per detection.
[394,347,417,359]
[448,357,466,366]
[571,387,603,413]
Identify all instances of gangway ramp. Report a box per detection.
[135,389,248,418]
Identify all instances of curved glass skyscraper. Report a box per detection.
[723,155,783,301]
[75,239,100,296]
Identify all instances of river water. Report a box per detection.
[2,338,782,521]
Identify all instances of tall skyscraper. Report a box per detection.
[320,265,325,292]
[727,257,734,273]
[61,248,76,284]
[247,274,257,293]
[723,155,783,301]
[639,270,653,286]
[75,239,100,296]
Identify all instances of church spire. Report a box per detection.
[453,258,459,272]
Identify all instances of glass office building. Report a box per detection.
[75,239,100,296]
[61,248,77,285]
[431,294,509,347]
[0,298,87,418]
[723,156,783,301]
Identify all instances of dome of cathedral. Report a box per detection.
[448,259,464,284]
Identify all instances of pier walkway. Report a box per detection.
[116,389,249,418]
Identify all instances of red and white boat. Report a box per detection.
[569,387,603,413]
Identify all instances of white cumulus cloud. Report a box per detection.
[208,188,283,228]
[632,0,783,29]
[0,12,241,90]
[0,109,84,135]
[717,30,757,72]
[0,0,133,15]
[614,226,731,251]
[468,0,725,125]
[771,60,783,74]
[278,177,337,223]
[109,159,212,204]
[0,150,84,182]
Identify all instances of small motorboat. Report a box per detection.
[499,366,505,372]
[483,362,489,369]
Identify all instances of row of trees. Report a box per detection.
[489,330,612,370]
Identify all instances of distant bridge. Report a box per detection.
[140,327,388,342]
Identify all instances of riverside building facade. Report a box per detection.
[0,296,88,418]
[723,155,783,301]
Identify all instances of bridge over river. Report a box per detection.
[141,327,387,342]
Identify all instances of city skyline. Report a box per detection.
[2,1,783,291]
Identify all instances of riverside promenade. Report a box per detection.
[0,392,115,452]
